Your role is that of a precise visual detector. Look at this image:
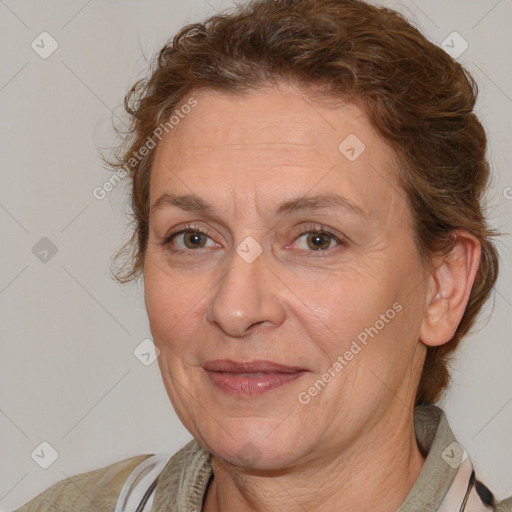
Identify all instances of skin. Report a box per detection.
[143,82,481,511]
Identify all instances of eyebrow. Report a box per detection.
[151,192,366,218]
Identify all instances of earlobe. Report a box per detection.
[419,231,481,348]
[420,296,451,346]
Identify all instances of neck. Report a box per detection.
[203,406,425,512]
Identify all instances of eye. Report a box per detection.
[291,224,346,253]
[162,223,219,253]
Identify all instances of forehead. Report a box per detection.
[154,86,374,161]
[150,84,402,217]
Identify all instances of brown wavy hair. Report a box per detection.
[106,0,499,405]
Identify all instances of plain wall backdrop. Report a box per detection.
[1,0,511,509]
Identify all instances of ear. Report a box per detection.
[419,231,481,347]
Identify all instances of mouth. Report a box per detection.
[203,359,307,396]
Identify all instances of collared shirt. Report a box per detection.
[15,405,512,511]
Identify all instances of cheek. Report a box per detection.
[144,261,205,353]
[291,265,417,376]
[289,266,396,337]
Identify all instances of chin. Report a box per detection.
[198,420,310,471]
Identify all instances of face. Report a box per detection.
[144,83,429,470]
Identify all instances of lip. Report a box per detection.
[203,359,304,373]
[203,359,307,396]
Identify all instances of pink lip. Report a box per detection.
[203,359,307,396]
[204,359,304,373]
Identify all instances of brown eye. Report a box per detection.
[293,228,341,252]
[183,231,207,249]
[163,226,218,253]
[305,232,333,251]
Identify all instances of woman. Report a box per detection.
[15,0,511,510]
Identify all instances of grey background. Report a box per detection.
[0,0,510,509]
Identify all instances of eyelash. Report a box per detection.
[161,222,347,256]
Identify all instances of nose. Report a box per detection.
[206,244,286,338]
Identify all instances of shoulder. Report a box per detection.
[13,454,152,512]
[409,405,511,512]
[153,440,213,510]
